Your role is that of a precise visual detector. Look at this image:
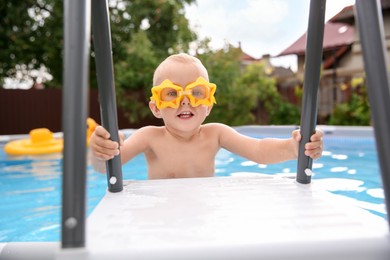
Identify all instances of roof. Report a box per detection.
[278,22,354,56]
[241,52,259,61]
[328,5,355,24]
[329,0,390,24]
[330,0,390,24]
[278,1,390,57]
[271,66,295,78]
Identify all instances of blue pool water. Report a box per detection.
[0,127,386,242]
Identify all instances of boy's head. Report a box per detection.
[153,53,209,87]
[149,53,216,127]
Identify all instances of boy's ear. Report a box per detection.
[149,101,162,118]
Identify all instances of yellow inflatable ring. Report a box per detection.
[86,117,98,145]
[4,118,98,155]
[4,128,63,155]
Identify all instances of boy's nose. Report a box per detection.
[181,95,190,106]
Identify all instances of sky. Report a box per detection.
[185,0,356,71]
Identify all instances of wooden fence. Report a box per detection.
[0,89,161,135]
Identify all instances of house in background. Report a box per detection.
[277,0,390,122]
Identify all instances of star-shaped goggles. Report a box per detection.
[150,77,217,109]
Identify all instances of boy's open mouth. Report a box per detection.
[178,111,194,118]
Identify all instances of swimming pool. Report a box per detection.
[0,126,386,243]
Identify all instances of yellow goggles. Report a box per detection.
[150,77,217,109]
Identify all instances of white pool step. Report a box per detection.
[85,176,390,259]
[1,175,389,260]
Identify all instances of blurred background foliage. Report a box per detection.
[328,79,371,125]
[1,0,370,126]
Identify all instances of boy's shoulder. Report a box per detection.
[201,123,232,133]
[202,122,230,129]
[138,125,165,133]
[131,125,165,137]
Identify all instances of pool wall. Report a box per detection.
[234,125,373,137]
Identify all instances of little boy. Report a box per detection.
[90,53,323,179]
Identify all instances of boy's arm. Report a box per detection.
[218,124,323,164]
[262,129,323,163]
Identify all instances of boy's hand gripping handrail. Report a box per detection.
[91,0,123,192]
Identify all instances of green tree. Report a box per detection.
[102,0,196,87]
[197,45,299,125]
[197,44,299,125]
[0,0,63,87]
[1,0,196,89]
[198,46,249,125]
[328,84,371,125]
[239,62,300,125]
[114,30,158,123]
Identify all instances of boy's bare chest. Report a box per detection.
[147,137,219,178]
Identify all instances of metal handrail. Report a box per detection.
[296,0,326,184]
[61,0,123,249]
[91,0,123,193]
[61,0,91,248]
[355,0,390,229]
